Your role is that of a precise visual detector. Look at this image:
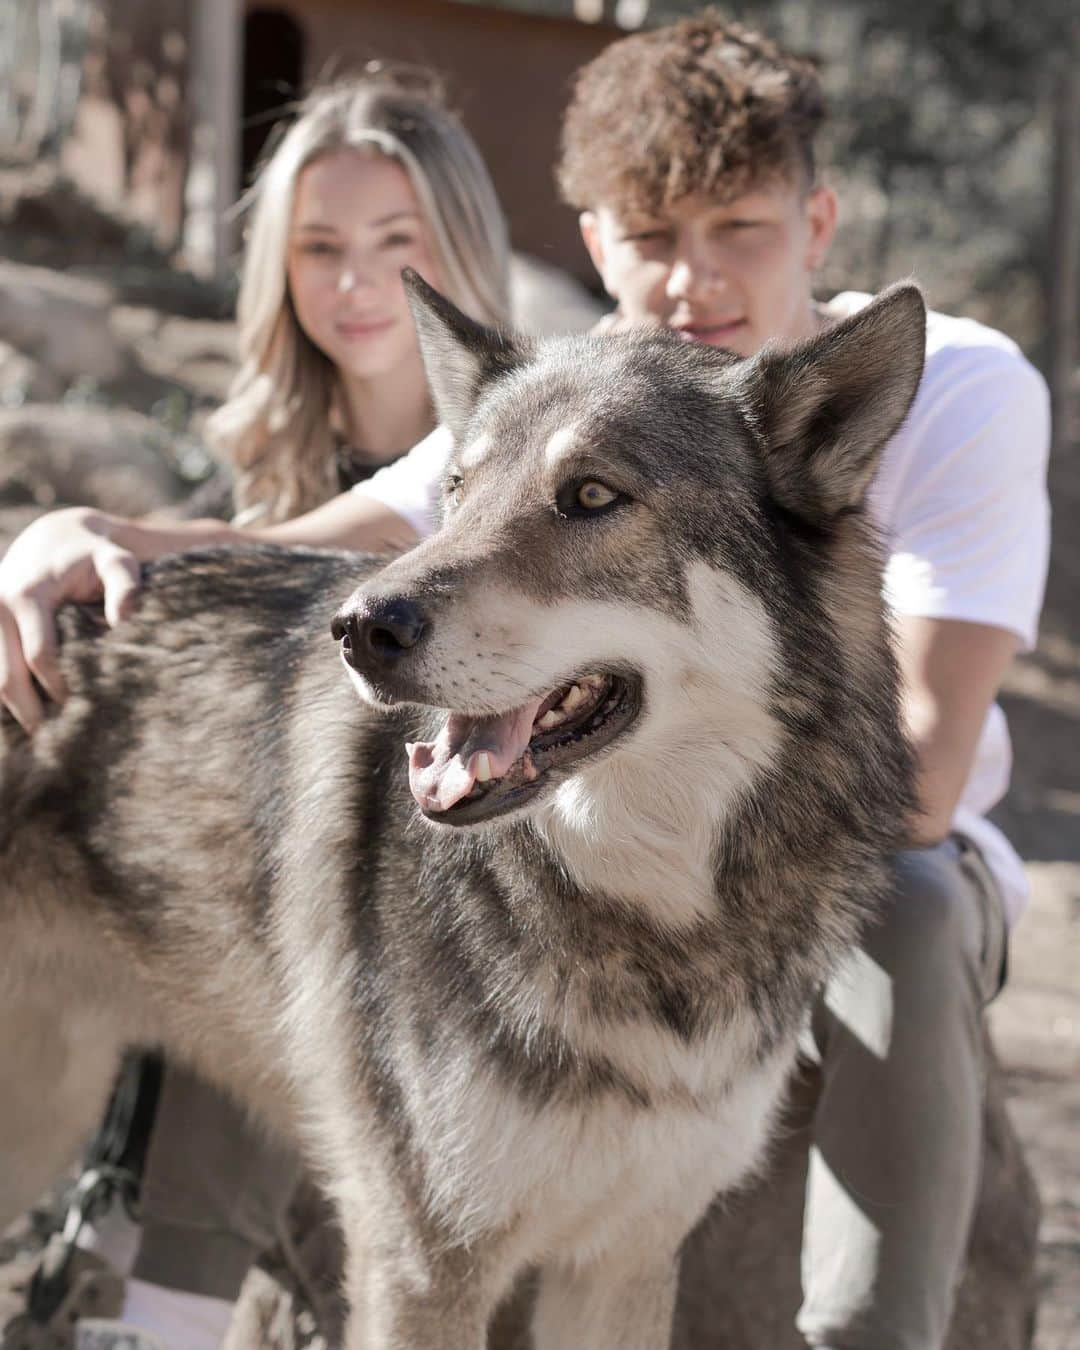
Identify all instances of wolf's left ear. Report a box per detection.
[402,269,529,440]
[743,284,926,523]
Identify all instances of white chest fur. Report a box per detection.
[404,1019,794,1263]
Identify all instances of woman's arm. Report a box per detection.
[0,493,419,732]
[251,490,420,554]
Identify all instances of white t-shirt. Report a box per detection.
[357,300,1051,925]
[828,293,1050,927]
[359,424,453,540]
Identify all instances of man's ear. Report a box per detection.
[579,211,606,281]
[743,283,926,523]
[402,269,528,440]
[804,185,838,271]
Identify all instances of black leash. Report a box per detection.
[28,1051,164,1324]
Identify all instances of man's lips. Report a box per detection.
[672,319,747,345]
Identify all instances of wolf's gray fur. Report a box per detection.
[1,277,924,1348]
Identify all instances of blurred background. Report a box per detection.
[0,1,1077,1345]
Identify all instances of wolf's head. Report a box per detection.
[333,273,923,888]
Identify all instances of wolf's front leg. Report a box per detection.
[531,1247,679,1350]
[338,1200,498,1350]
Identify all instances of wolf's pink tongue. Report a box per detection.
[407,697,545,812]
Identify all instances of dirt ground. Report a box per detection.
[0,175,1077,1342]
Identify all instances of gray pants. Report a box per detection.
[131,1074,300,1300]
[797,838,1008,1350]
[132,839,1007,1349]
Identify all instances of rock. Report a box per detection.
[233,1044,1039,1349]
[109,306,237,402]
[0,343,64,405]
[0,405,184,516]
[0,167,143,269]
[0,505,47,550]
[0,262,127,387]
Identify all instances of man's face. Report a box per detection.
[580,179,837,358]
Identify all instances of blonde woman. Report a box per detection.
[0,69,509,734]
[0,70,509,1350]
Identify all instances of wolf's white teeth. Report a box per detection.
[522,751,538,781]
[475,752,493,782]
[537,710,562,730]
[561,684,585,711]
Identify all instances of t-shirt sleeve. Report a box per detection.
[882,348,1051,650]
[351,425,452,540]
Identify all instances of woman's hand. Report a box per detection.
[0,507,142,731]
[0,489,418,732]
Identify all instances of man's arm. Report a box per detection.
[895,615,1020,846]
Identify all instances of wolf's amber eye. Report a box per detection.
[446,472,464,500]
[555,478,625,519]
[576,481,617,511]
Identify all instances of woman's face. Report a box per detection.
[287,148,444,384]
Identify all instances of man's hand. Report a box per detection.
[895,615,1021,846]
[0,507,141,732]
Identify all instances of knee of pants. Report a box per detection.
[808,845,986,1064]
[865,845,985,1001]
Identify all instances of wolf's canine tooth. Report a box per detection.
[562,684,585,711]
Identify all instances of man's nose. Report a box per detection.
[331,596,429,676]
[666,249,726,303]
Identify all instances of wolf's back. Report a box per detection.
[0,545,386,920]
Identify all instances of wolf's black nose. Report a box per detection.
[332,597,427,672]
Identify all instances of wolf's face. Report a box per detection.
[334,275,925,846]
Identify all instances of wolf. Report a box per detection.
[0,274,923,1349]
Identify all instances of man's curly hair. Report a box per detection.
[557,11,825,215]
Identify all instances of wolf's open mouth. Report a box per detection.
[407,671,642,825]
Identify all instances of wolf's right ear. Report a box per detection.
[402,269,529,441]
[743,284,926,524]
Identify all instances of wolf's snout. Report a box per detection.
[332,596,428,674]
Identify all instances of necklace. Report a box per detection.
[333,436,409,491]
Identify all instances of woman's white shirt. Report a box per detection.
[354,424,451,539]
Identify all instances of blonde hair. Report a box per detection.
[205,72,511,522]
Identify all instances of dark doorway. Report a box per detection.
[242,8,305,187]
